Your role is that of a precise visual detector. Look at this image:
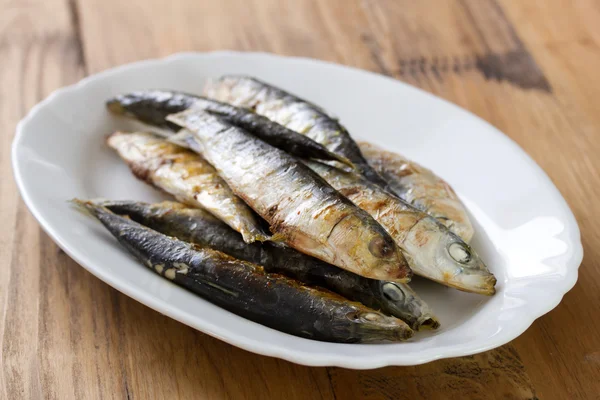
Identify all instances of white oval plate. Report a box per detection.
[12,52,582,368]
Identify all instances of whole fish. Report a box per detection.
[106,90,353,167]
[107,131,269,243]
[203,75,390,188]
[305,160,496,295]
[359,142,474,243]
[101,200,439,330]
[74,200,413,343]
[167,109,412,283]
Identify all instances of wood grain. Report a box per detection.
[2,0,599,398]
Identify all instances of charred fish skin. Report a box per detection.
[358,141,474,243]
[107,131,269,243]
[101,200,439,330]
[74,200,413,343]
[166,109,412,283]
[106,90,353,167]
[106,90,195,130]
[305,160,496,296]
[203,75,389,187]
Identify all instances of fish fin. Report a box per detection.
[239,230,272,244]
[166,129,206,154]
[332,154,358,170]
[165,109,189,127]
[269,232,288,243]
[166,130,193,148]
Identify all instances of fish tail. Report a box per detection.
[70,198,99,218]
[106,98,126,115]
[70,198,121,222]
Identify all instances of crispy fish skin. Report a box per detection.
[107,131,269,243]
[101,200,439,330]
[167,110,412,283]
[203,75,389,187]
[305,160,496,295]
[358,142,474,243]
[106,90,353,167]
[75,200,413,343]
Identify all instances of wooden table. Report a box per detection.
[2,0,599,398]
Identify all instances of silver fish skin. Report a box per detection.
[305,160,496,296]
[107,131,269,243]
[203,75,389,188]
[166,109,413,283]
[100,200,439,330]
[359,141,474,243]
[106,90,354,167]
[73,200,413,343]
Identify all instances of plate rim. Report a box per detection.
[12,51,584,368]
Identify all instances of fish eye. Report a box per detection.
[448,242,471,264]
[382,282,405,302]
[368,236,395,258]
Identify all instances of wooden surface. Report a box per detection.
[1,0,599,398]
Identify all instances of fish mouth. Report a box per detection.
[416,316,441,330]
[388,263,413,283]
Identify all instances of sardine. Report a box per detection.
[203,75,389,187]
[106,90,353,167]
[167,109,412,282]
[359,142,474,242]
[73,200,413,343]
[305,160,496,295]
[101,200,439,330]
[107,131,269,243]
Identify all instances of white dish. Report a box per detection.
[12,52,582,368]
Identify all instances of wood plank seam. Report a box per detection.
[67,0,88,75]
[458,0,551,92]
[360,0,552,92]
[359,35,552,93]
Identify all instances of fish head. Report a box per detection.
[376,281,440,330]
[327,211,413,282]
[405,218,496,295]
